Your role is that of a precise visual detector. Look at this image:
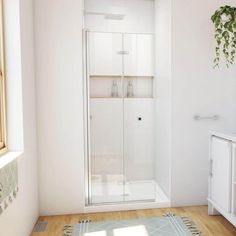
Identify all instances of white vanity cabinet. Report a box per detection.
[210,136,232,212]
[209,131,236,227]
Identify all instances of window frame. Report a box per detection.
[0,0,7,155]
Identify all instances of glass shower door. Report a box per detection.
[87,31,156,205]
[123,99,156,202]
[89,100,124,204]
[123,33,156,202]
[88,32,125,204]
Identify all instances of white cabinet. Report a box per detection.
[208,132,236,227]
[210,137,232,212]
[232,143,236,216]
[88,32,154,77]
[124,34,154,76]
[89,32,123,76]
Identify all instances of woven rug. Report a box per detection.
[63,213,202,236]
[0,159,18,215]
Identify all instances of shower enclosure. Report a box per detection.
[85,31,157,205]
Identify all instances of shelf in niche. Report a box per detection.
[90,75,154,99]
[90,97,122,99]
[124,76,154,79]
[90,75,121,79]
[124,97,154,99]
[90,75,154,79]
[90,97,154,99]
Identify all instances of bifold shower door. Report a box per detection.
[86,31,156,205]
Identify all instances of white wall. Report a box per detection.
[34,0,85,215]
[0,0,39,235]
[155,0,236,206]
[170,0,236,206]
[154,0,171,198]
[85,0,154,33]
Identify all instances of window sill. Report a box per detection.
[0,151,23,169]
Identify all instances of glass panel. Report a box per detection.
[88,32,124,204]
[87,31,156,204]
[90,99,124,204]
[123,98,156,202]
[123,33,156,202]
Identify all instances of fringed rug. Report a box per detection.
[63,213,202,236]
[0,159,18,215]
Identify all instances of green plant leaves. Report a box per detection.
[212,5,236,68]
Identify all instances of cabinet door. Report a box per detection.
[89,32,122,76]
[231,143,236,215]
[123,34,154,76]
[211,137,232,212]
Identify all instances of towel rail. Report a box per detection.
[193,115,220,121]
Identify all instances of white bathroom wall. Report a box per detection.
[85,0,154,33]
[0,0,39,235]
[154,0,171,198]
[34,0,85,215]
[154,0,236,206]
[170,0,236,206]
[155,0,236,206]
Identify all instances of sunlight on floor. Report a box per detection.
[113,225,149,236]
[84,225,149,236]
[85,231,107,236]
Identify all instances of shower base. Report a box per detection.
[85,180,170,213]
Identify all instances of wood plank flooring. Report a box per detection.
[32,206,236,236]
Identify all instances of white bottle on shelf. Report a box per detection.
[127,80,134,97]
[111,80,119,97]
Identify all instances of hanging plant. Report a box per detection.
[211,5,236,68]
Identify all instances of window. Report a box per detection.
[0,0,7,154]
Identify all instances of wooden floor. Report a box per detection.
[32,206,236,236]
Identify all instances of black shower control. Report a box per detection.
[0,182,3,198]
[138,117,142,121]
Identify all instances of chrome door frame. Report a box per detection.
[83,29,92,206]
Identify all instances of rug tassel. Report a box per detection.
[181,216,202,236]
[63,225,73,236]
[63,220,91,236]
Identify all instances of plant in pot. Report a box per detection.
[211,5,236,68]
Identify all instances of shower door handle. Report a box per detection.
[117,50,129,55]
[210,159,213,177]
